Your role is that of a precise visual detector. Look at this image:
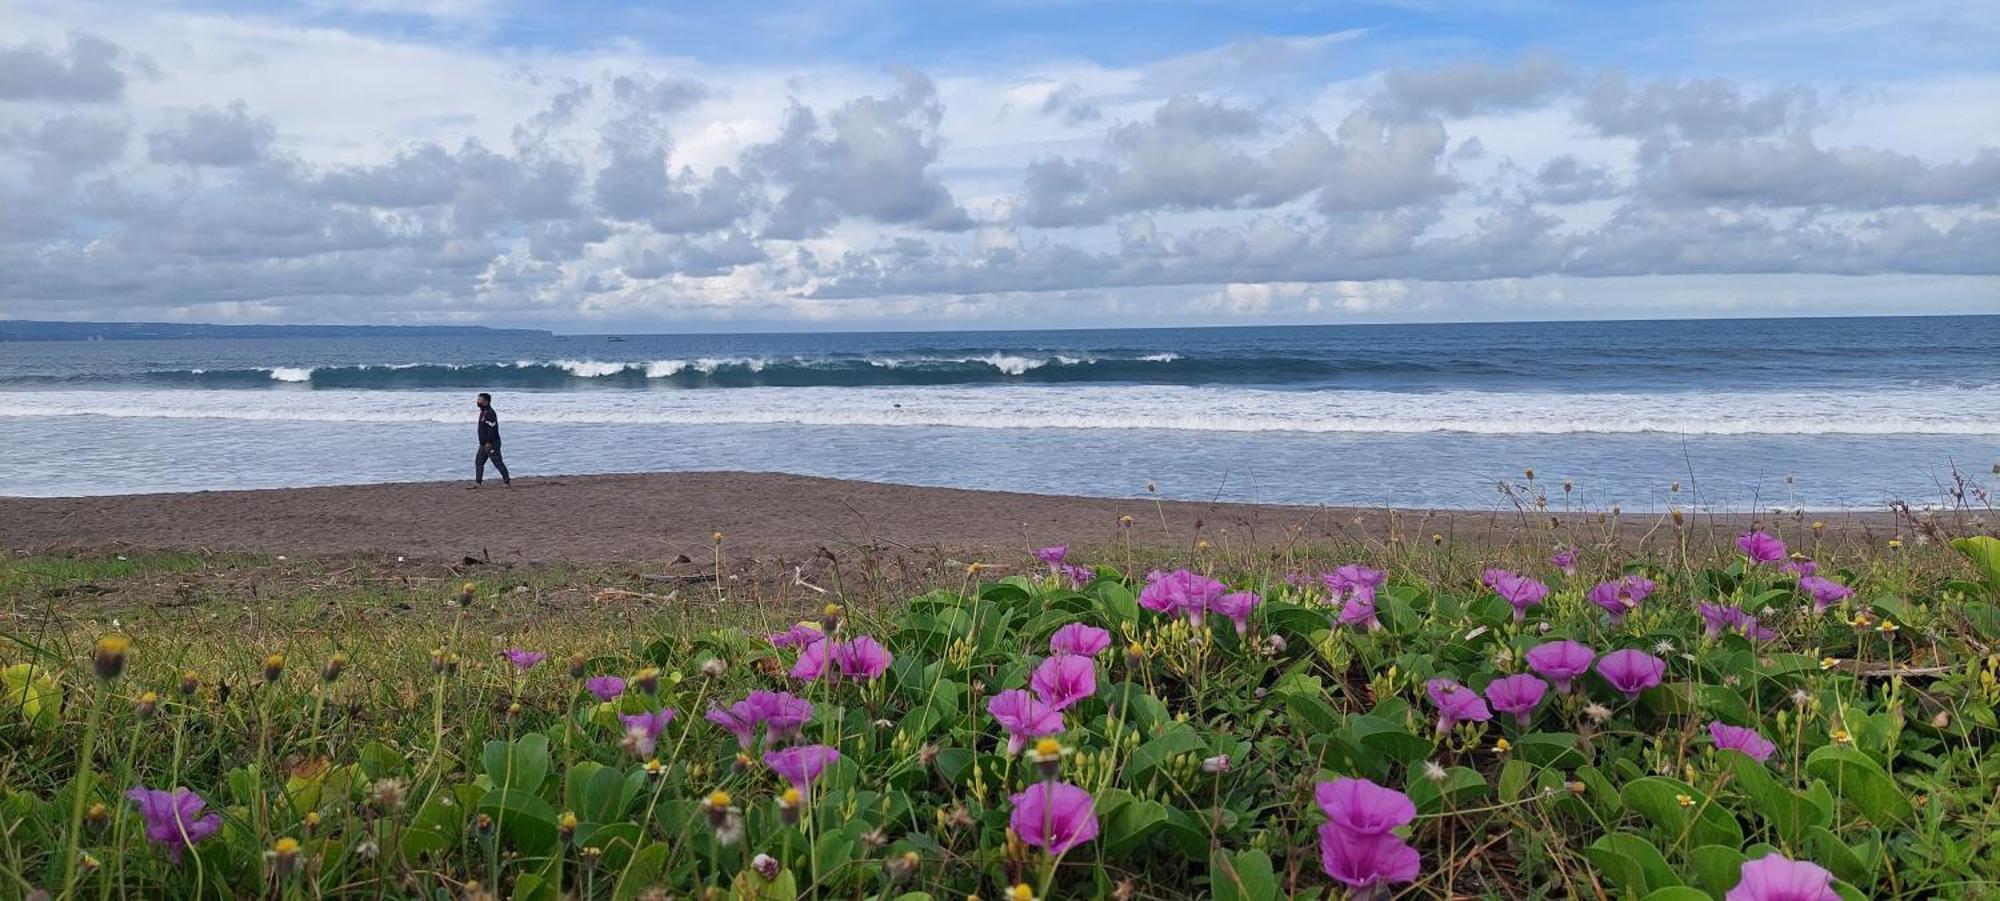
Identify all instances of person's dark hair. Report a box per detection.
[477,392,491,402]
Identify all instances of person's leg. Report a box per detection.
[491,447,511,485]
[474,447,489,485]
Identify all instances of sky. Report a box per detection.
[1,0,1997,332]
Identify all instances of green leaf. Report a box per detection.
[1722,750,1827,845]
[400,795,465,859]
[1100,788,1170,856]
[1691,844,1746,896]
[1497,759,1530,801]
[1805,745,1911,825]
[1806,826,1872,886]
[1621,777,1743,849]
[1516,731,1589,769]
[1096,582,1140,625]
[481,733,551,795]
[1349,715,1434,767]
[356,741,403,780]
[1950,535,2000,595]
[613,842,670,901]
[1127,723,1204,786]
[1641,889,1712,901]
[1210,848,1277,901]
[477,788,561,857]
[1586,833,1680,894]
[1405,765,1484,814]
[1,664,60,731]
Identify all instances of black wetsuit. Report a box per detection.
[476,405,510,484]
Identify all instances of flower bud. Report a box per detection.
[269,837,301,879]
[1200,754,1230,774]
[321,652,347,683]
[1029,737,1065,781]
[93,635,130,681]
[634,667,660,695]
[178,671,200,696]
[85,802,110,833]
[703,791,732,827]
[459,582,477,606]
[820,603,843,633]
[580,846,602,870]
[752,853,780,880]
[886,850,920,883]
[303,811,321,836]
[135,691,159,720]
[778,787,802,826]
[567,654,588,680]
[559,811,578,844]
[263,653,286,684]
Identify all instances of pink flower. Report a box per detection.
[1035,545,1069,566]
[1057,563,1095,588]
[1798,575,1853,612]
[502,649,546,671]
[1009,781,1099,854]
[790,639,830,681]
[1737,531,1788,565]
[1587,575,1656,623]
[831,636,893,680]
[1138,569,1227,624]
[1049,623,1111,657]
[1336,587,1381,631]
[1482,569,1550,621]
[1700,602,1776,642]
[1210,591,1261,636]
[987,689,1064,754]
[1782,558,1818,577]
[708,691,813,748]
[1318,826,1421,892]
[1314,778,1415,835]
[584,675,625,702]
[1551,547,1578,577]
[1030,654,1097,711]
[127,787,222,865]
[765,744,841,790]
[706,705,757,748]
[768,623,823,649]
[618,708,679,758]
[1525,640,1595,693]
[1725,853,1839,901]
[1322,564,1386,600]
[1483,674,1549,728]
[1597,649,1666,699]
[1708,721,1777,763]
[1426,678,1492,733]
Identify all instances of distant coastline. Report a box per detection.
[0,320,553,342]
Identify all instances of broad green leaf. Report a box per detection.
[482,733,551,795]
[613,842,669,901]
[1350,715,1434,767]
[1805,745,1911,825]
[1951,536,2000,595]
[1100,788,1170,856]
[1497,759,1530,801]
[1641,889,1712,901]
[1586,833,1680,894]
[1622,777,1742,849]
[1,664,60,731]
[1516,731,1589,769]
[1210,848,1277,901]
[476,788,560,857]
[1406,765,1484,814]
[1806,826,1872,886]
[1691,844,1746,896]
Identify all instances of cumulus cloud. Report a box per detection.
[0,33,127,103]
[1643,138,2000,208]
[747,69,973,238]
[1378,55,1572,118]
[1580,73,1823,141]
[146,102,276,167]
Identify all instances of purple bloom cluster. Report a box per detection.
[1699,602,1776,641]
[1587,575,1657,623]
[1797,575,1854,612]
[1483,674,1549,728]
[1526,640,1596,694]
[1049,623,1111,657]
[1315,778,1422,892]
[1708,721,1778,763]
[706,690,813,749]
[1010,782,1099,854]
[1738,531,1788,565]
[1551,547,1579,576]
[988,689,1065,754]
[764,744,840,790]
[1138,569,1229,625]
[791,635,893,682]
[1597,649,1666,699]
[619,708,679,758]
[1326,564,1388,631]
[1727,853,1840,901]
[128,787,222,864]
[1425,678,1492,733]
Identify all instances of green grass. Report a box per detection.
[2,532,1997,899]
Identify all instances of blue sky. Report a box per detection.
[1,0,1996,330]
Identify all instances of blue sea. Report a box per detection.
[2,315,1996,509]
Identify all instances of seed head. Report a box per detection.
[178,671,200,696]
[1422,761,1449,783]
[263,653,286,684]
[752,852,780,880]
[700,658,726,678]
[567,654,588,680]
[269,837,301,878]
[634,666,660,695]
[322,652,348,683]
[92,635,130,681]
[86,802,110,831]
[135,691,159,720]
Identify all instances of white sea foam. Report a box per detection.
[6,386,1998,436]
[267,367,314,382]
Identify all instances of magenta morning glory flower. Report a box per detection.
[749,690,813,741]
[1337,587,1382,631]
[1009,781,1100,855]
[988,689,1065,754]
[1030,654,1097,711]
[127,787,223,865]
[1725,853,1840,901]
[1587,575,1657,624]
[1322,564,1387,600]
[1737,531,1788,565]
[1035,545,1069,566]
[1597,649,1666,699]
[619,708,679,758]
[1708,721,1778,763]
[1798,575,1854,612]
[1314,778,1415,835]
[790,639,830,681]
[1483,674,1549,728]
[1138,569,1228,624]
[1049,623,1111,657]
[1210,591,1261,636]
[585,675,625,702]
[1426,678,1492,733]
[764,744,840,790]
[1482,569,1550,621]
[1318,826,1422,893]
[1551,547,1578,577]
[1057,563,1095,588]
[1699,602,1777,642]
[831,636,893,680]
[502,649,547,671]
[706,704,757,748]
[767,623,823,649]
[1525,640,1596,693]
[1782,557,1818,577]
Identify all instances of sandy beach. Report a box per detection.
[0,471,1916,565]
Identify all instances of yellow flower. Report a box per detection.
[272,837,300,855]
[1493,738,1512,753]
[780,787,801,808]
[1820,656,1839,671]
[93,635,131,681]
[1831,728,1852,745]
[1008,885,1036,901]
[706,790,732,809]
[1877,620,1899,633]
[1675,794,1694,808]
[1888,539,1903,549]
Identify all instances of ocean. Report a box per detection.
[2,315,1995,509]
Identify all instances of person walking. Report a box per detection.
[473,392,512,487]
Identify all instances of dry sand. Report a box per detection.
[0,471,1910,565]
